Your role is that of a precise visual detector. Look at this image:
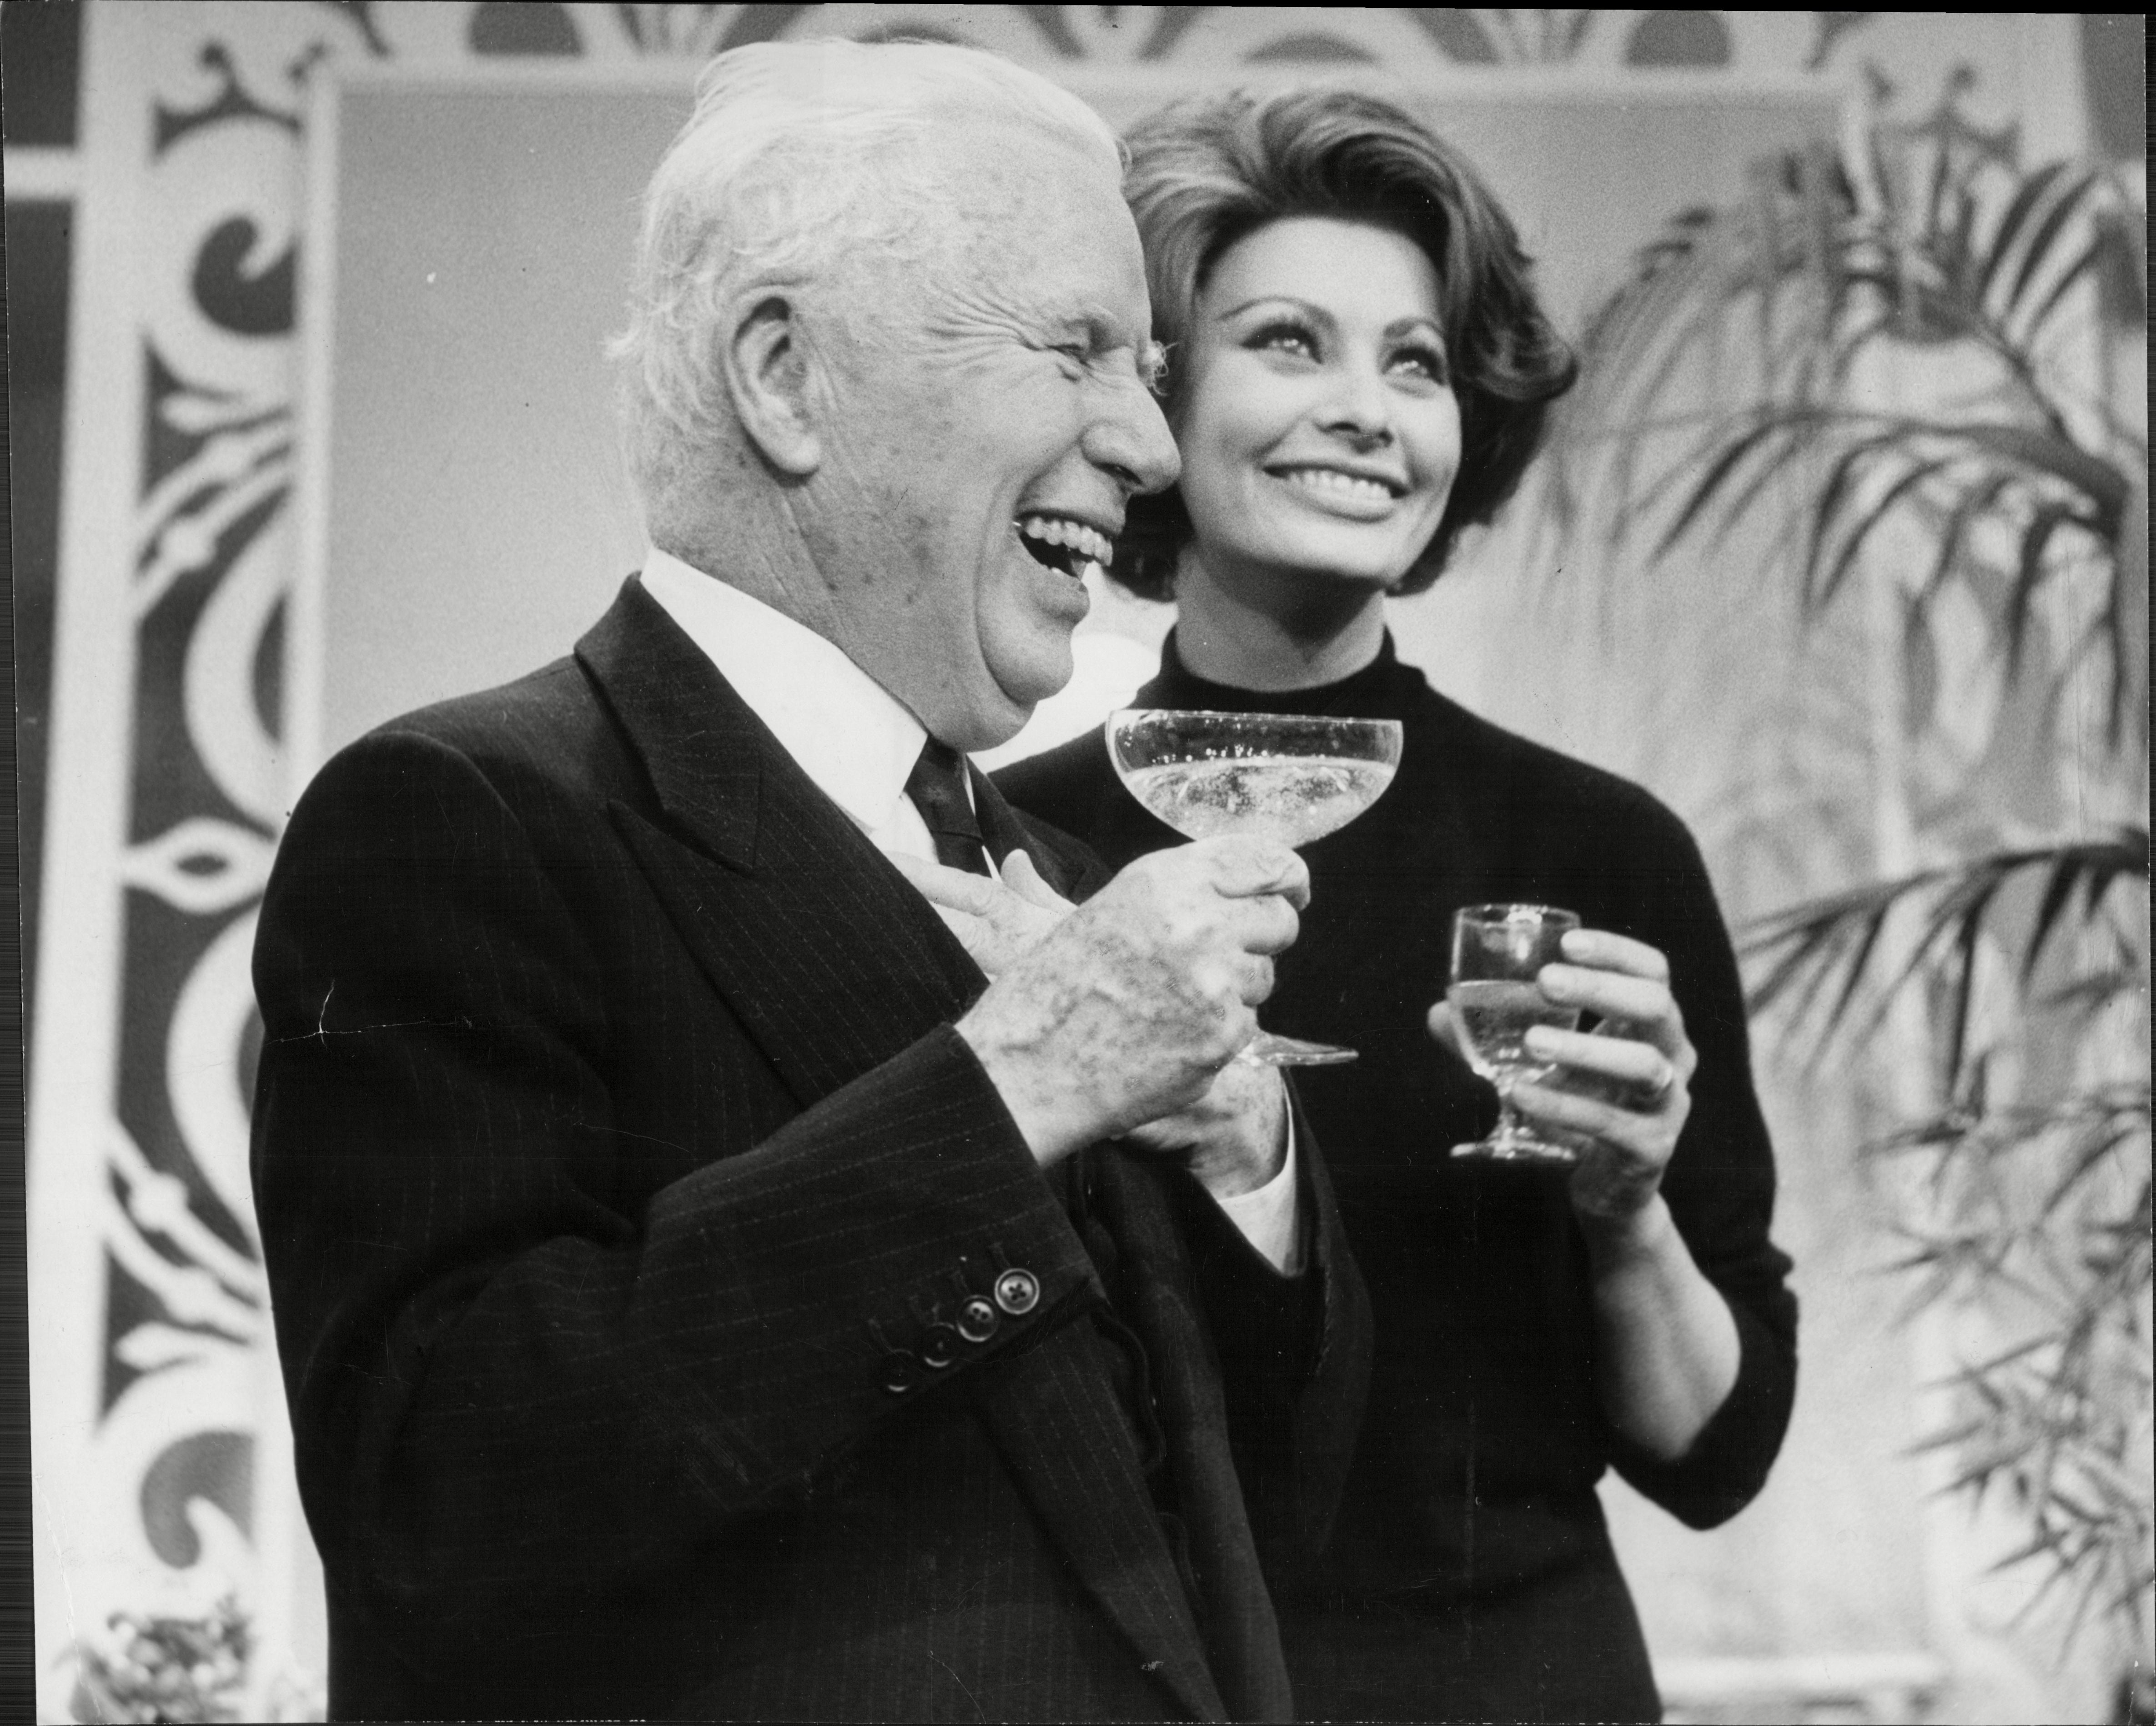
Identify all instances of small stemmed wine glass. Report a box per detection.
[1107,708,1403,1066]
[1448,903,1583,1161]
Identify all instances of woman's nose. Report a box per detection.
[1318,365,1394,448]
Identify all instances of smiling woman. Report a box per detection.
[1110,87,1576,616]
[996,86,1798,1726]
[1171,216,1462,676]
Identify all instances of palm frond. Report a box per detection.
[1548,132,2146,744]
[1741,831,2149,1085]
[1547,116,2151,1654]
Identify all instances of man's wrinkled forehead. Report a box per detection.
[936,131,1150,303]
[922,245,1165,387]
[922,114,1125,246]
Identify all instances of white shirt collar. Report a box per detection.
[639,546,929,847]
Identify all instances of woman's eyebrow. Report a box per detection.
[1212,294,1333,324]
[1386,315,1447,342]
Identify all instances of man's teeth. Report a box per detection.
[1280,468,1395,502]
[1019,514,1115,570]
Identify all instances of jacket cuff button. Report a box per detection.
[956,1295,1000,1343]
[879,1351,921,1395]
[918,1322,960,1370]
[993,1268,1040,1317]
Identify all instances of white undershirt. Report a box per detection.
[640,548,1302,1272]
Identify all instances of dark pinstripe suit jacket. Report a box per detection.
[251,577,1371,1722]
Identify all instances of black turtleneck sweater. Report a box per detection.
[997,631,1797,1617]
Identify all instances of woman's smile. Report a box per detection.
[1265,462,1410,518]
[1174,215,1462,599]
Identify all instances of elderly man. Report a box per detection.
[251,41,1368,1723]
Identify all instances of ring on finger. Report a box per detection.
[1633,1063,1675,1108]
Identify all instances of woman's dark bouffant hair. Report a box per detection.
[1116,87,1578,600]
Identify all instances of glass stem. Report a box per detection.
[1494,1085,1524,1145]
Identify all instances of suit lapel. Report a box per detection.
[578,581,987,1107]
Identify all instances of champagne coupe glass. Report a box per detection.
[1107,708,1404,1066]
[1448,904,1583,1161]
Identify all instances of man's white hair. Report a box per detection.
[613,39,1122,527]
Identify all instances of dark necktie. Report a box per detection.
[905,738,990,875]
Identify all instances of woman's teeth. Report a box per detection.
[1278,468,1396,502]
[1018,513,1115,578]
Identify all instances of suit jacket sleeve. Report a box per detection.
[252,729,1100,1621]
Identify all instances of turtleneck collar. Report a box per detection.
[1144,627,1411,721]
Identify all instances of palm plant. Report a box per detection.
[1546,80,2150,1666]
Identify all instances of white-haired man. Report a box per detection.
[253,41,1369,1722]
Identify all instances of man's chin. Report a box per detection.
[959,716,1035,756]
[937,664,1073,755]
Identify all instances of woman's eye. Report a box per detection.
[1390,346,1450,385]
[1251,323,1317,360]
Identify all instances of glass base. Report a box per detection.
[1237,1031,1359,1068]
[1451,1129,1577,1164]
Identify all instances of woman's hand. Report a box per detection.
[1430,927,1737,1460]
[1427,928,1696,1228]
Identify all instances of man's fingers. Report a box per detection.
[1001,848,1073,915]
[887,851,1001,915]
[922,899,981,943]
[1236,892,1302,958]
[1233,953,1277,1008]
[1196,836,1312,909]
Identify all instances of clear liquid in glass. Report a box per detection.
[1107,708,1404,1066]
[1448,903,1582,1162]
[1448,978,1583,1091]
[1122,756,1397,848]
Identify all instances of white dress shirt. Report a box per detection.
[640,548,1302,1272]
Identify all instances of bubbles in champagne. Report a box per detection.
[1123,756,1397,847]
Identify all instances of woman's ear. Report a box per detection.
[722,293,823,478]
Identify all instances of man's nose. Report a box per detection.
[1086,378,1181,497]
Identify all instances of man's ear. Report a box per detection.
[721,294,823,478]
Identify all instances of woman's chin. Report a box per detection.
[1244,540,1413,596]
[1225,514,1422,593]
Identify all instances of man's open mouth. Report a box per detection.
[1016,512,1115,582]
